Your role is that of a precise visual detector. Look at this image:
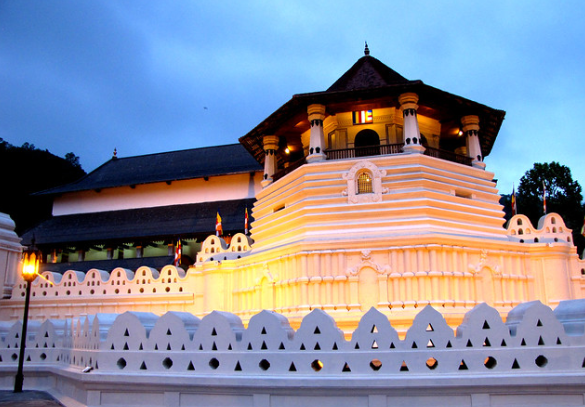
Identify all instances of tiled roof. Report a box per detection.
[21,198,255,246]
[327,54,410,91]
[41,144,262,195]
[239,52,505,167]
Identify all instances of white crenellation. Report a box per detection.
[507,213,573,244]
[1,301,585,376]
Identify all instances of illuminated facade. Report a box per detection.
[1,48,584,333]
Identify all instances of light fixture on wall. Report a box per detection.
[14,242,41,393]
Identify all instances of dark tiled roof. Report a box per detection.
[41,144,262,195]
[239,54,505,165]
[21,198,255,246]
[327,55,410,91]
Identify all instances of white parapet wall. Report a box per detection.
[1,300,585,407]
[0,212,21,299]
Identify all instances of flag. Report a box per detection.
[511,185,517,216]
[173,239,182,266]
[542,181,547,214]
[244,207,249,235]
[581,216,585,237]
[216,209,223,236]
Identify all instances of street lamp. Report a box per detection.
[13,244,40,393]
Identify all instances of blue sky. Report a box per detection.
[1,1,584,195]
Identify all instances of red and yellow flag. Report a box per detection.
[173,239,182,266]
[244,207,249,235]
[542,181,547,214]
[511,185,517,216]
[215,210,223,236]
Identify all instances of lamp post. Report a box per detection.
[13,245,40,393]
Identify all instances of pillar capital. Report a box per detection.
[262,135,279,152]
[398,93,419,111]
[461,115,480,133]
[307,104,326,121]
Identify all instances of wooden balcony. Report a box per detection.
[423,146,473,166]
[272,144,472,182]
[325,143,404,160]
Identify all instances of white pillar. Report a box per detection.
[399,93,425,153]
[461,115,485,169]
[306,104,327,163]
[0,213,21,299]
[261,135,279,187]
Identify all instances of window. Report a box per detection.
[343,160,388,204]
[357,172,373,194]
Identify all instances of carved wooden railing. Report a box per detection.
[423,146,473,166]
[272,157,307,182]
[325,143,403,160]
[271,144,472,183]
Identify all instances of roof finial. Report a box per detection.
[113,148,117,159]
[364,41,370,56]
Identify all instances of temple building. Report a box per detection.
[2,46,584,333]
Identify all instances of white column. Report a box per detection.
[399,93,425,153]
[461,115,485,169]
[261,135,279,187]
[0,213,21,299]
[306,104,327,163]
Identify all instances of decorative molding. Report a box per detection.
[342,161,388,204]
[257,263,276,284]
[346,250,391,276]
[469,249,501,276]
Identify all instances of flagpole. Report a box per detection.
[511,184,517,217]
[542,181,547,214]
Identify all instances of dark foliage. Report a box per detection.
[517,162,585,254]
[0,138,86,235]
[500,193,512,222]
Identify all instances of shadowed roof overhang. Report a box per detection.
[21,198,255,247]
[239,82,505,166]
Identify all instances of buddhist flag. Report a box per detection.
[174,239,182,267]
[244,207,249,235]
[511,185,517,216]
[216,210,223,236]
[542,181,547,214]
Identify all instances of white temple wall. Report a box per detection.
[53,171,262,215]
[2,233,583,334]
[249,154,507,254]
[1,301,585,407]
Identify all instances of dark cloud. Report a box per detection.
[1,1,584,195]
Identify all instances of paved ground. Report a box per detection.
[0,390,65,407]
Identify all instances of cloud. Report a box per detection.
[0,0,584,196]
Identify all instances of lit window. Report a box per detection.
[357,172,373,194]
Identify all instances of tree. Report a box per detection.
[0,141,86,235]
[517,162,585,253]
[64,152,82,169]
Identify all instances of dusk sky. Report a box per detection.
[1,1,584,195]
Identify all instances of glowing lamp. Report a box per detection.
[21,249,40,283]
[14,244,41,392]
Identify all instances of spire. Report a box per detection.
[112,148,117,159]
[364,41,370,56]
